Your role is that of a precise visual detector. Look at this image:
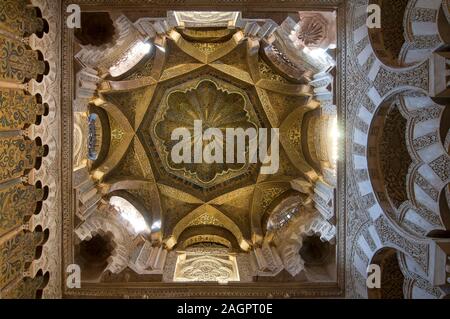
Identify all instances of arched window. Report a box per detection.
[109,41,153,78]
[267,205,300,232]
[109,196,150,235]
[87,113,101,161]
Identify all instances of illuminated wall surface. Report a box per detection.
[0,0,449,299]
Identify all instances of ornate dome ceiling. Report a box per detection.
[67,8,341,296]
[61,2,348,298]
[151,77,260,187]
[1,0,449,301]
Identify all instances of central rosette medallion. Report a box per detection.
[151,77,260,187]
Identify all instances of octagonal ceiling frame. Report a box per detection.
[62,0,346,298]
